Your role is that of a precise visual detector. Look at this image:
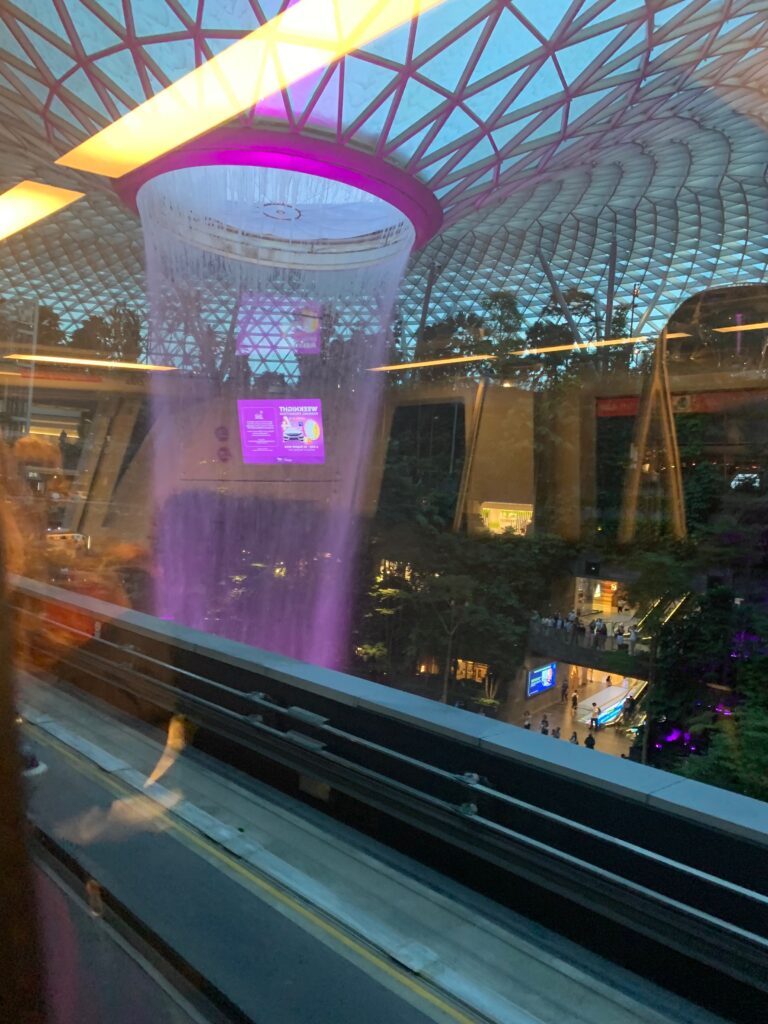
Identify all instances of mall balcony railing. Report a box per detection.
[528,621,651,679]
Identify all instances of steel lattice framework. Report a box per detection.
[1,1,768,345]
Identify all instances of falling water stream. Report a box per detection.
[137,164,414,667]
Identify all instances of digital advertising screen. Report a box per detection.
[526,662,557,699]
[237,398,325,465]
[236,293,322,359]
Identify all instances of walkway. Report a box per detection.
[499,669,639,758]
[19,671,722,1024]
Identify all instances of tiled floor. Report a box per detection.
[502,672,634,758]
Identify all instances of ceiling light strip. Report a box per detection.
[0,181,84,242]
[713,322,768,333]
[5,354,176,372]
[509,336,648,357]
[369,354,497,372]
[56,0,448,178]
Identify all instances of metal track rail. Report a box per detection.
[14,599,768,998]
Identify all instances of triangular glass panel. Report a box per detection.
[85,0,127,26]
[19,28,73,80]
[341,57,399,128]
[390,76,441,136]
[360,21,411,64]
[492,114,536,150]
[557,31,622,85]
[96,48,148,103]
[466,7,541,88]
[300,65,341,129]
[418,21,486,95]
[463,71,523,120]
[414,4,477,57]
[19,0,68,41]
[566,87,616,124]
[68,0,123,50]
[144,39,199,82]
[11,69,50,105]
[201,0,258,30]
[520,57,563,104]
[130,2,178,36]
[48,95,87,129]
[426,106,478,155]
[388,121,434,161]
[63,67,110,117]
[513,0,575,41]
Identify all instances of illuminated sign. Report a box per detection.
[527,662,557,698]
[237,398,325,464]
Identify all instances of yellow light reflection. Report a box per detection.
[0,181,84,242]
[713,322,768,333]
[509,336,648,357]
[6,354,176,372]
[369,354,497,372]
[145,714,191,788]
[56,0,449,178]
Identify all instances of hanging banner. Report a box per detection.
[597,389,768,418]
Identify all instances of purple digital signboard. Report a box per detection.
[236,293,322,359]
[237,399,325,465]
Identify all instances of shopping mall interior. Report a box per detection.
[1,4,768,1023]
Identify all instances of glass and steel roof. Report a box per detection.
[1,1,768,341]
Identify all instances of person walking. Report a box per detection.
[589,703,600,730]
[523,711,532,730]
[540,715,549,736]
[605,674,612,687]
[629,626,638,656]
[561,680,569,703]
[569,731,579,744]
[551,726,561,739]
[584,733,596,750]
[597,620,608,649]
[571,691,578,712]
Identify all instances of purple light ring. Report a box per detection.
[114,128,443,249]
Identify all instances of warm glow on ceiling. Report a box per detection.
[666,332,691,339]
[0,181,84,242]
[56,0,448,178]
[5,354,176,372]
[369,354,497,372]
[713,322,768,333]
[509,336,648,357]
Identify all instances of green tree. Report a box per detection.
[651,587,736,721]
[37,305,65,347]
[681,654,768,801]
[366,526,572,699]
[69,303,145,362]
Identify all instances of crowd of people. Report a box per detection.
[530,609,640,654]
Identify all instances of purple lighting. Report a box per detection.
[138,154,416,669]
[237,398,325,465]
[116,128,443,249]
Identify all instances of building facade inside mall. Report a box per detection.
[3,2,768,795]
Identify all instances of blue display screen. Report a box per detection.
[527,662,557,698]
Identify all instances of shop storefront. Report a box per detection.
[574,576,626,615]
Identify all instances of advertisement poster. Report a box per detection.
[527,662,557,698]
[237,399,325,464]
[236,293,322,358]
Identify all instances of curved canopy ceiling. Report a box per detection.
[1,0,768,343]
